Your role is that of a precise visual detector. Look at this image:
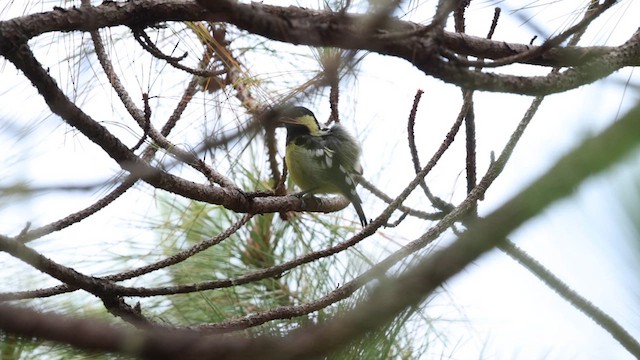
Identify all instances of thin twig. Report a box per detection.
[358,177,445,221]
[499,240,640,357]
[462,90,476,198]
[130,93,152,152]
[406,90,453,212]
[0,214,252,300]
[487,7,501,40]
[444,0,616,68]
[14,37,212,245]
[327,51,341,125]
[133,27,226,78]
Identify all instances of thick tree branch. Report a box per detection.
[2,1,638,96]
[194,0,640,95]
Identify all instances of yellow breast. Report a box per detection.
[285,145,341,194]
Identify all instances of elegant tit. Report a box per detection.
[278,106,368,227]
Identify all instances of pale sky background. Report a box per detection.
[1,0,640,359]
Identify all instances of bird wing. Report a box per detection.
[292,127,367,226]
[321,126,362,175]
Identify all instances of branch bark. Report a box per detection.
[2,1,638,96]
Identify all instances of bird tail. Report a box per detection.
[350,193,368,227]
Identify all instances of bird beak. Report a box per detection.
[259,108,293,128]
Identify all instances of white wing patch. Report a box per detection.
[344,175,353,186]
[324,155,332,168]
[353,160,363,175]
[311,147,335,169]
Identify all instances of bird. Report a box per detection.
[278,106,368,227]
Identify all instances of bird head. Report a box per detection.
[277,106,323,138]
